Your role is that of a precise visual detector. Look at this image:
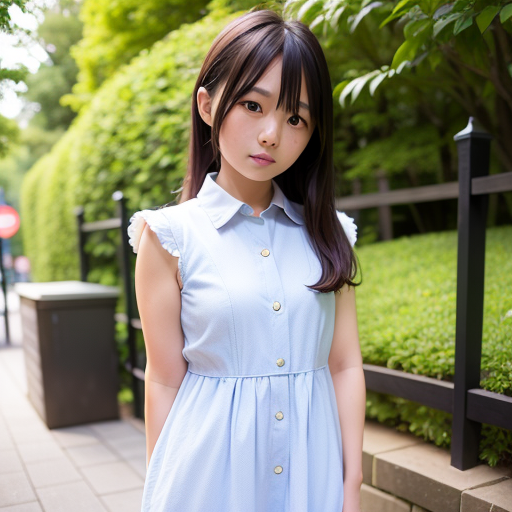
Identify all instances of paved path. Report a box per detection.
[0,287,147,512]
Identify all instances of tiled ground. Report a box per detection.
[0,288,147,512]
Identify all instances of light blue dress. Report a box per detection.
[128,171,357,512]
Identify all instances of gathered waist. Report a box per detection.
[186,364,328,379]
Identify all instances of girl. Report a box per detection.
[128,8,365,512]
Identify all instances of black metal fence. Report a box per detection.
[76,117,512,470]
[339,117,512,470]
[76,192,146,419]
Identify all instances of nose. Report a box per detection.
[258,115,280,147]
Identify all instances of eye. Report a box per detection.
[289,114,307,128]
[240,101,261,113]
[240,101,308,128]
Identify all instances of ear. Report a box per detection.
[197,86,213,127]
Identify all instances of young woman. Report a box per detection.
[128,8,365,512]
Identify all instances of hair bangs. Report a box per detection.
[276,32,303,118]
[225,29,284,113]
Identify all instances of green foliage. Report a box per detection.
[21,1,242,284]
[319,6,484,233]
[0,1,30,107]
[286,0,512,175]
[0,0,27,32]
[64,0,211,111]
[0,115,19,158]
[20,130,81,282]
[356,226,512,466]
[21,9,83,132]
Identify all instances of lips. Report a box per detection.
[251,153,275,163]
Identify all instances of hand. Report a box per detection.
[342,477,362,512]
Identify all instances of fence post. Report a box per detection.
[75,206,88,282]
[113,191,143,419]
[451,117,492,470]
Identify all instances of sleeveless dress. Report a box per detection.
[127,171,357,512]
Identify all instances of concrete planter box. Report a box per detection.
[14,281,121,429]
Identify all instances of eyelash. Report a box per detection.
[239,101,308,128]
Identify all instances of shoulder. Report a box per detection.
[128,199,200,255]
[336,210,357,248]
[127,202,185,255]
[157,199,195,221]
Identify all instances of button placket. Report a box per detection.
[269,375,289,506]
[247,212,290,494]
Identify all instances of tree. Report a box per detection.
[285,0,512,172]
[62,0,211,112]
[21,6,83,131]
[0,0,29,155]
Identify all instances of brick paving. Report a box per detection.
[0,288,146,512]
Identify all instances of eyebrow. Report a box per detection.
[249,86,310,112]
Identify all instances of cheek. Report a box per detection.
[287,132,310,157]
[218,111,247,156]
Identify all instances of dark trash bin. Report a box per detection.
[14,280,121,429]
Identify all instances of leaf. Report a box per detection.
[379,0,415,28]
[330,5,347,30]
[396,60,410,73]
[404,18,431,39]
[433,12,461,37]
[297,0,322,21]
[339,78,362,107]
[391,0,415,16]
[350,1,383,33]
[453,13,473,35]
[332,80,349,101]
[499,3,512,24]
[369,72,388,95]
[476,5,500,33]
[309,13,325,30]
[351,70,380,102]
[391,39,420,69]
[433,3,454,20]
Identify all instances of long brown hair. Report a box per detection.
[177,8,360,293]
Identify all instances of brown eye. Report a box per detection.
[289,115,300,126]
[241,101,261,112]
[289,114,306,128]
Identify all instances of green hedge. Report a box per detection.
[356,225,512,467]
[21,1,240,286]
[20,132,81,282]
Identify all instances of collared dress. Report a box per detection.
[127,171,357,512]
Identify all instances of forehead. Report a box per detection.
[252,56,309,104]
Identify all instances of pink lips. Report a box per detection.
[250,153,275,166]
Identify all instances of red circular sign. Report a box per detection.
[0,205,20,238]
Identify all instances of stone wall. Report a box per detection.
[361,420,512,512]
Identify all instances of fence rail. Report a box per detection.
[76,116,511,470]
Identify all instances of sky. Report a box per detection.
[0,0,56,125]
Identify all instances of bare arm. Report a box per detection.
[328,283,365,509]
[135,222,188,469]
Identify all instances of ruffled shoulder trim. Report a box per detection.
[127,209,180,257]
[336,211,357,248]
